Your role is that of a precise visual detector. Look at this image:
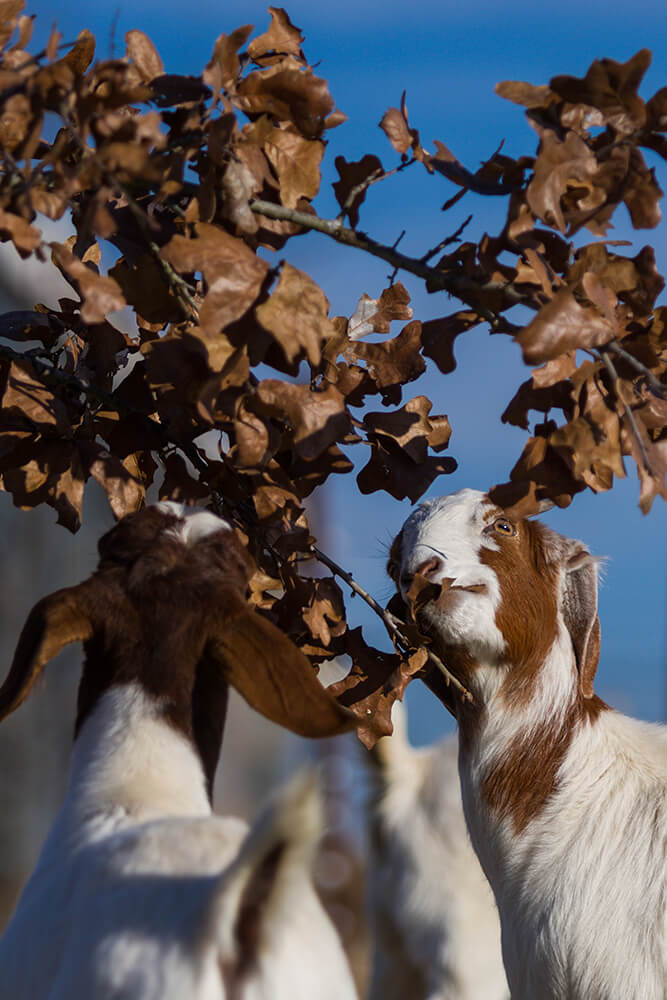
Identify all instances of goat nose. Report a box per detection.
[401,556,443,590]
[415,556,443,579]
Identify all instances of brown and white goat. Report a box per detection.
[0,502,357,1000]
[389,489,666,1000]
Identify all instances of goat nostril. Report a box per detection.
[414,556,443,579]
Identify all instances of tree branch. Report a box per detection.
[604,339,667,399]
[310,543,474,704]
[249,198,524,332]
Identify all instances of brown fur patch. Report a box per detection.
[1,507,352,804]
[480,518,561,709]
[480,693,608,833]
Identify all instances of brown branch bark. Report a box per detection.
[249,197,524,332]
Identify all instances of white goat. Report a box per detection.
[0,502,357,1000]
[389,488,667,1000]
[366,702,509,1000]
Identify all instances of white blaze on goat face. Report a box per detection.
[398,489,506,665]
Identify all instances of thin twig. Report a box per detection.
[598,348,653,474]
[337,158,417,223]
[249,198,523,332]
[311,544,474,703]
[421,214,473,263]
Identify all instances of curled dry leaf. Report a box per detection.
[256,261,334,367]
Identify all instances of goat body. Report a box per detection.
[390,489,667,1000]
[0,503,356,1000]
[367,703,508,1000]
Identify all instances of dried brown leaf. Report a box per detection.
[256,261,334,368]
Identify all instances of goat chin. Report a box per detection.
[0,503,357,1000]
[391,488,667,1000]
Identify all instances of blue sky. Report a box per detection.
[23,0,667,737]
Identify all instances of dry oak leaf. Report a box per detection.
[379,93,422,159]
[517,287,614,365]
[235,61,337,138]
[347,282,413,340]
[346,319,425,404]
[1,438,87,532]
[502,354,577,430]
[333,153,383,227]
[527,130,601,234]
[247,7,305,65]
[1,360,70,432]
[301,577,347,648]
[0,92,31,151]
[0,0,25,49]
[255,380,350,460]
[327,627,404,749]
[363,396,451,463]
[256,261,334,367]
[264,125,323,208]
[490,423,586,517]
[161,224,269,335]
[421,311,480,374]
[125,30,164,83]
[51,243,126,324]
[109,254,184,329]
[357,431,456,503]
[0,209,41,256]
[204,25,254,94]
[81,441,145,520]
[495,80,555,109]
[549,49,651,136]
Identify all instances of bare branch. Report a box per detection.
[249,198,524,332]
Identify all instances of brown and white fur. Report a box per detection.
[0,502,357,1000]
[389,488,667,1000]
[366,702,509,1000]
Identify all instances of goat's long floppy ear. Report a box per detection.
[207,606,357,737]
[561,548,601,699]
[0,585,94,722]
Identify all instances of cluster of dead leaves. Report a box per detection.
[0,5,664,743]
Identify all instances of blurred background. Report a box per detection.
[0,0,665,990]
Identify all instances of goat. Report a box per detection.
[388,488,667,1000]
[366,702,509,1000]
[0,501,357,1000]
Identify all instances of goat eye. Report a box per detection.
[494,518,515,536]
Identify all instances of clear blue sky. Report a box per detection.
[25,0,667,737]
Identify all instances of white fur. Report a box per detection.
[400,490,506,661]
[0,683,357,1000]
[155,501,231,543]
[367,704,509,1000]
[397,489,667,1000]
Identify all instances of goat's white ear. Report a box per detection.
[209,771,321,981]
[0,585,94,722]
[562,549,601,699]
[206,603,357,738]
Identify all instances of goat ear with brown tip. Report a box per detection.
[561,548,601,699]
[0,584,94,723]
[206,604,357,738]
